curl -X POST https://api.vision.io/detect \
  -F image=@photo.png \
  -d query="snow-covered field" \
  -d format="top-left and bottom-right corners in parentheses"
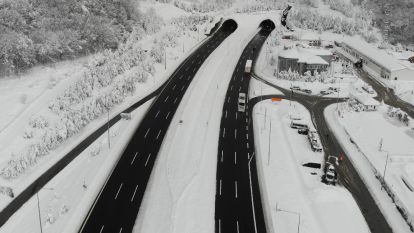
top-left (252, 98), bottom-right (370, 233)
top-left (132, 13), bottom-right (278, 233)
top-left (325, 105), bottom-right (413, 233)
top-left (0, 100), bottom-right (153, 233)
top-left (0, 4), bottom-right (215, 211)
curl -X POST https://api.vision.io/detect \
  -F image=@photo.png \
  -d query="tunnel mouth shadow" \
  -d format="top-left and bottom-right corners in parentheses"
top-left (221, 19), bottom-right (238, 33)
top-left (259, 19), bottom-right (276, 31)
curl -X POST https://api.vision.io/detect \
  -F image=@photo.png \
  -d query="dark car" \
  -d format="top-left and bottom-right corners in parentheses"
top-left (302, 89), bottom-right (312, 94)
top-left (298, 128), bottom-right (309, 135)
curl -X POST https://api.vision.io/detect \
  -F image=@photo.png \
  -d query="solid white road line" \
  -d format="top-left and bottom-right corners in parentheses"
top-left (155, 110), bottom-right (160, 118)
top-left (221, 150), bottom-right (224, 163)
top-left (115, 183), bottom-right (123, 200)
top-left (164, 96), bottom-right (169, 103)
top-left (165, 112), bottom-right (171, 119)
top-left (235, 181), bottom-right (238, 198)
top-left (156, 130), bottom-right (162, 140)
top-left (145, 153), bottom-right (152, 167)
top-left (144, 128), bottom-right (150, 138)
top-left (100, 225), bottom-right (104, 233)
top-left (131, 185), bottom-right (139, 202)
top-left (220, 179), bottom-right (222, 196)
top-left (131, 152), bottom-right (138, 165)
top-left (234, 152), bottom-right (237, 165)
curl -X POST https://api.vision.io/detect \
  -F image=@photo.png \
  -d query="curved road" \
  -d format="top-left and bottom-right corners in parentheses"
top-left (250, 74), bottom-right (393, 233)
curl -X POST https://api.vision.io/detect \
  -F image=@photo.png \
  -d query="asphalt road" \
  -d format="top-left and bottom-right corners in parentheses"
top-left (78, 20), bottom-right (238, 233)
top-left (250, 75), bottom-right (393, 233)
top-left (215, 20), bottom-right (275, 233)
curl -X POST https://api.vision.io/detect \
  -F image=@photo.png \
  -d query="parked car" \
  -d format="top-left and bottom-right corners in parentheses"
top-left (298, 128), bottom-right (309, 135)
top-left (238, 93), bottom-right (246, 112)
top-left (323, 163), bottom-right (337, 185)
top-left (308, 130), bottom-right (322, 152)
top-left (328, 87), bottom-right (340, 92)
top-left (302, 89), bottom-right (312, 94)
top-left (320, 90), bottom-right (332, 95)
top-left (290, 86), bottom-right (300, 91)
top-left (290, 120), bottom-right (309, 130)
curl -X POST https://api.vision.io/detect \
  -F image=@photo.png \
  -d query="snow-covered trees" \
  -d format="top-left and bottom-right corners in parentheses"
top-left (277, 69), bottom-right (332, 83)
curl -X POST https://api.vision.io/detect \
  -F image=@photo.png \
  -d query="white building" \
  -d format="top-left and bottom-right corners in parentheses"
top-left (351, 93), bottom-right (380, 111)
top-left (338, 38), bottom-right (414, 81)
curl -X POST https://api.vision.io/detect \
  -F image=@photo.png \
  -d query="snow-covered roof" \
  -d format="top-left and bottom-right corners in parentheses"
top-left (352, 93), bottom-right (380, 106)
top-left (278, 47), bottom-right (328, 65)
top-left (343, 38), bottom-right (407, 72)
top-left (298, 32), bottom-right (319, 41)
top-left (300, 47), bottom-right (332, 56)
top-left (392, 51), bottom-right (414, 61)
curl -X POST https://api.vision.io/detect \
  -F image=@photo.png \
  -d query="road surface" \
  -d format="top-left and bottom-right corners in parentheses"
top-left (79, 20), bottom-right (238, 233)
top-left (215, 20), bottom-right (275, 233)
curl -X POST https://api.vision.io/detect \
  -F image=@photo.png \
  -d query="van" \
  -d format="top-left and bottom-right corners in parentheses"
top-left (238, 93), bottom-right (246, 112)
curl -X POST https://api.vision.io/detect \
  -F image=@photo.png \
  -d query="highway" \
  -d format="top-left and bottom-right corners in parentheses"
top-left (250, 75), bottom-right (393, 233)
top-left (215, 20), bottom-right (275, 233)
top-left (79, 19), bottom-right (238, 233)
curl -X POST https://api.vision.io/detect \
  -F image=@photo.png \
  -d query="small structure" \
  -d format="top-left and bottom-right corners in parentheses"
top-left (351, 93), bottom-right (380, 111)
top-left (294, 32), bottom-right (321, 46)
top-left (278, 47), bottom-right (331, 75)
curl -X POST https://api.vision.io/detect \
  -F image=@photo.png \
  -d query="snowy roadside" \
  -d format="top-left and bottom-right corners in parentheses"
top-left (325, 104), bottom-right (412, 233)
top-left (0, 13), bottom-right (216, 211)
top-left (252, 98), bottom-right (370, 233)
top-left (132, 13), bottom-right (277, 233)
top-left (0, 99), bottom-right (154, 233)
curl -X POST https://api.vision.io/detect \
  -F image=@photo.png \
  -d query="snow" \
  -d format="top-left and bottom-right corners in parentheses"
top-left (132, 13), bottom-right (279, 233)
top-left (0, 99), bottom-right (154, 233)
top-left (140, 0), bottom-right (189, 21)
top-left (325, 104), bottom-right (413, 233)
top-left (351, 93), bottom-right (380, 106)
top-left (252, 98), bottom-right (370, 233)
top-left (249, 78), bottom-right (284, 98)
top-left (342, 37), bottom-right (407, 72)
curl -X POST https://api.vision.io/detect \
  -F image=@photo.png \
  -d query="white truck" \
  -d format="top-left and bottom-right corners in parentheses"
top-left (245, 60), bottom-right (252, 73)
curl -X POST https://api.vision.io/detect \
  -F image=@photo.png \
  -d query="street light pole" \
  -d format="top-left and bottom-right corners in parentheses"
top-left (36, 193), bottom-right (43, 233)
top-left (382, 152), bottom-right (390, 186)
top-left (107, 110), bottom-right (110, 149)
top-left (268, 120), bottom-right (271, 166)
top-left (164, 48), bottom-right (167, 70)
top-left (275, 204), bottom-right (301, 233)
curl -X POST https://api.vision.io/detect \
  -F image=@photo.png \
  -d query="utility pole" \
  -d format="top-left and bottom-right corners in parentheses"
top-left (275, 204), bottom-right (301, 233)
top-left (36, 187), bottom-right (54, 233)
top-left (164, 48), bottom-right (167, 70)
top-left (382, 152), bottom-right (390, 189)
top-left (268, 120), bottom-right (271, 166)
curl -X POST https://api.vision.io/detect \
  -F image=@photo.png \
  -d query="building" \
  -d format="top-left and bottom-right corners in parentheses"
top-left (338, 38), bottom-right (414, 81)
top-left (278, 47), bottom-right (332, 75)
top-left (351, 93), bottom-right (380, 111)
top-left (294, 32), bottom-right (321, 46)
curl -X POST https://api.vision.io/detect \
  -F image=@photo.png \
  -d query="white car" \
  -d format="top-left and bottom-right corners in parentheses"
top-left (238, 93), bottom-right (246, 112)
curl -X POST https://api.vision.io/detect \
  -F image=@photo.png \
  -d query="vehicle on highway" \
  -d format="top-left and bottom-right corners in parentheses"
top-left (238, 93), bottom-right (246, 112)
top-left (308, 130), bottom-right (322, 152)
top-left (245, 60), bottom-right (252, 73)
top-left (323, 163), bottom-right (337, 185)
top-left (290, 120), bottom-right (309, 129)
top-left (320, 90), bottom-right (332, 95)
top-left (362, 85), bottom-right (374, 94)
top-left (302, 89), bottom-right (312, 94)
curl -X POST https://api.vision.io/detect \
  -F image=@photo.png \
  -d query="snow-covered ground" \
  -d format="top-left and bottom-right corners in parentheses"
top-left (0, 99), bottom-right (153, 233)
top-left (252, 98), bottom-right (370, 233)
top-left (249, 78), bottom-right (284, 98)
top-left (0, 5), bottom-right (215, 210)
top-left (132, 13), bottom-right (278, 233)
top-left (325, 104), bottom-right (413, 233)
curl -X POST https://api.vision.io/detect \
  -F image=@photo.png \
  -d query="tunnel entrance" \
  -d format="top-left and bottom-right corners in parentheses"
top-left (259, 19), bottom-right (276, 32)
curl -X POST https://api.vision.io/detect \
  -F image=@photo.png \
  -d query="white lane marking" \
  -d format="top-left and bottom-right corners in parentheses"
top-left (131, 152), bottom-right (138, 165)
top-left (172, 84), bottom-right (176, 90)
top-left (131, 185), bottom-right (139, 202)
top-left (235, 181), bottom-right (238, 198)
top-left (156, 130), bottom-right (162, 140)
top-left (188, 76), bottom-right (191, 81)
top-left (179, 75), bottom-right (183, 80)
top-left (225, 110), bottom-right (227, 119)
top-left (241, 77), bottom-right (244, 82)
top-left (221, 150), bottom-right (224, 163)
top-left (145, 153), bottom-right (152, 167)
top-left (223, 128), bottom-right (226, 138)
top-left (164, 96), bottom-right (169, 103)
top-left (115, 183), bottom-right (123, 200)
top-left (174, 97), bottom-right (178, 104)
top-left (246, 134), bottom-right (249, 139)
top-left (155, 110), bottom-right (160, 118)
top-left (181, 86), bottom-right (185, 91)
top-left (237, 221), bottom-right (240, 233)
top-left (219, 219), bottom-right (222, 233)
top-left (227, 97), bottom-right (230, 103)
top-left (230, 85), bottom-right (233, 91)
top-left (165, 112), bottom-right (171, 120)
top-left (119, 228), bottom-right (123, 233)
top-left (220, 179), bottom-right (222, 196)
top-left (234, 152), bottom-right (237, 165)
top-left (247, 152), bottom-right (250, 160)
top-left (144, 128), bottom-right (150, 138)
top-left (246, 126), bottom-right (248, 130)
top-left (247, 142), bottom-right (249, 149)
top-left (235, 112), bottom-right (238, 120)
top-left (99, 225), bottom-right (104, 233)
top-left (239, 86), bottom-right (241, 91)
top-left (193, 67), bottom-right (197, 73)
top-left (246, 118), bottom-right (248, 123)
top-left (234, 129), bottom-right (237, 139)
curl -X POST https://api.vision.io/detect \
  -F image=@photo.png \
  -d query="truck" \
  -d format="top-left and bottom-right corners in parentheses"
top-left (308, 130), bottom-right (322, 152)
top-left (245, 60), bottom-right (252, 73)
top-left (238, 93), bottom-right (246, 112)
